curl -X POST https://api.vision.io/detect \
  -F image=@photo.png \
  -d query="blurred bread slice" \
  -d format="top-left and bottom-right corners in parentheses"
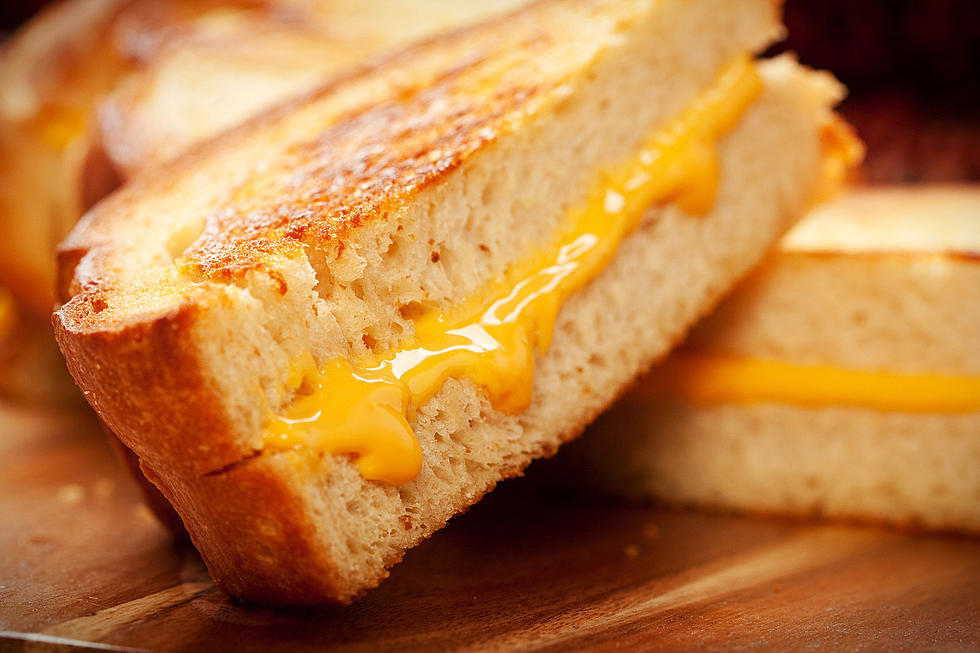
top-left (0, 286), bottom-right (77, 404)
top-left (0, 0), bottom-right (207, 317)
top-left (97, 0), bottom-right (530, 178)
top-left (558, 186), bottom-right (980, 533)
top-left (55, 0), bottom-right (848, 601)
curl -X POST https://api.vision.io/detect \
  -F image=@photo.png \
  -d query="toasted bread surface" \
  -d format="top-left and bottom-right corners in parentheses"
top-left (54, 1), bottom-right (837, 603)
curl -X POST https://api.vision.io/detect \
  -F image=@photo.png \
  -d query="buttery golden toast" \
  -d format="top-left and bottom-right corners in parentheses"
top-left (559, 186), bottom-right (980, 533)
top-left (55, 0), bottom-right (852, 603)
top-left (0, 0), bottom-right (525, 399)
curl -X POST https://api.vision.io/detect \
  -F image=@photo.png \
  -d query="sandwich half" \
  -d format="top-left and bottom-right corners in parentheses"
top-left (55, 0), bottom-right (853, 603)
top-left (560, 186), bottom-right (979, 533)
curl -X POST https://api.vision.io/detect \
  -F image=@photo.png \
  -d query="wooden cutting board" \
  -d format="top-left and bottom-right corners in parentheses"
top-left (1, 399), bottom-right (978, 652)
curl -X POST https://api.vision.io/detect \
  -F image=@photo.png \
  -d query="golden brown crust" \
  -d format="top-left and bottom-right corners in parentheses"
top-left (141, 454), bottom-right (352, 604)
top-left (176, 23), bottom-right (587, 281)
top-left (53, 301), bottom-right (247, 477)
top-left (179, 81), bottom-right (513, 282)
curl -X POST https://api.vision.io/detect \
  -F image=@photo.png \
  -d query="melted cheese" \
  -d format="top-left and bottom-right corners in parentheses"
top-left (38, 107), bottom-right (88, 151)
top-left (633, 353), bottom-right (980, 414)
top-left (265, 57), bottom-right (763, 484)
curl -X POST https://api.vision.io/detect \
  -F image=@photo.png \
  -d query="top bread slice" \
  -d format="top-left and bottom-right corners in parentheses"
top-left (684, 185), bottom-right (980, 375)
top-left (53, 0), bottom-right (842, 603)
top-left (0, 0), bottom-right (526, 319)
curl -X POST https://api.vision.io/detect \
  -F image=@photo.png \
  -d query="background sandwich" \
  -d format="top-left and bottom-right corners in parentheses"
top-left (54, 0), bottom-right (853, 603)
top-left (558, 186), bottom-right (979, 533)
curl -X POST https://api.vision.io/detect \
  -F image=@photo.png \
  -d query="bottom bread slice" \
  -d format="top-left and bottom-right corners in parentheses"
top-left (137, 59), bottom-right (843, 604)
top-left (561, 401), bottom-right (980, 534)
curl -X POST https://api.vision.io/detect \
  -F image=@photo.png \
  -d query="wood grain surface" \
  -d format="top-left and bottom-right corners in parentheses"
top-left (1, 399), bottom-right (978, 652)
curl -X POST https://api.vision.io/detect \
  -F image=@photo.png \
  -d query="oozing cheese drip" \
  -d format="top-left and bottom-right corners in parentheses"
top-left (633, 353), bottom-right (980, 414)
top-left (265, 57), bottom-right (762, 484)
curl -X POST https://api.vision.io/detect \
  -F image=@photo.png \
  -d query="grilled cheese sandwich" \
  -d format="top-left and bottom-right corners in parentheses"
top-left (560, 186), bottom-right (980, 533)
top-left (55, 0), bottom-right (849, 602)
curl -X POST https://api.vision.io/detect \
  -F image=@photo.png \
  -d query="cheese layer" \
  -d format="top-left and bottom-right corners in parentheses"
top-left (634, 352), bottom-right (980, 414)
top-left (265, 57), bottom-right (762, 484)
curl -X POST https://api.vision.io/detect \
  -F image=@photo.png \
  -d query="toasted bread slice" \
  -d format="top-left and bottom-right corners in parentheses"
top-left (55, 0), bottom-right (844, 603)
top-left (558, 186), bottom-right (980, 533)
